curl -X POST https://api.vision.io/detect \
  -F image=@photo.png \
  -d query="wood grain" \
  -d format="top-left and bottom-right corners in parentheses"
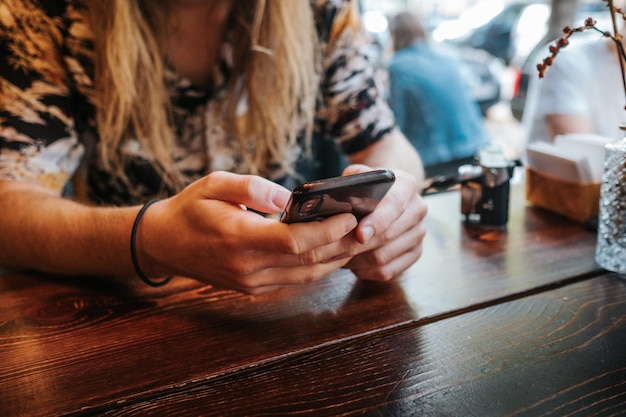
top-left (100, 274), bottom-right (626, 417)
top-left (0, 185), bottom-right (605, 416)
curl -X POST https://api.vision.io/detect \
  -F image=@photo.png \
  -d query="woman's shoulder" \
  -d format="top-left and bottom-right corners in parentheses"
top-left (311, 0), bottom-right (352, 19)
top-left (311, 0), bottom-right (357, 43)
top-left (0, 0), bottom-right (89, 39)
top-left (4, 0), bottom-right (74, 17)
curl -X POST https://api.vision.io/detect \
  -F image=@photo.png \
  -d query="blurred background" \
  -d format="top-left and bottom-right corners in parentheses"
top-left (357, 0), bottom-right (612, 163)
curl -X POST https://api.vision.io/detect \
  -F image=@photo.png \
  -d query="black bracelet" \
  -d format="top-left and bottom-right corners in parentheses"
top-left (130, 199), bottom-right (173, 287)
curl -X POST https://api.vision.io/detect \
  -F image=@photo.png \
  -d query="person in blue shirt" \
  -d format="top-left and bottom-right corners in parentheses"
top-left (387, 11), bottom-right (490, 177)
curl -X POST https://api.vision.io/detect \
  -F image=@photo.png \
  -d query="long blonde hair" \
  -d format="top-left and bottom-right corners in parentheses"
top-left (89, 0), bottom-right (319, 189)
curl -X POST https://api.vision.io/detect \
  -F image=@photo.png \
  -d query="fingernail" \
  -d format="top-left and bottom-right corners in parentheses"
top-left (272, 187), bottom-right (291, 209)
top-left (345, 216), bottom-right (358, 232)
top-left (360, 226), bottom-right (374, 243)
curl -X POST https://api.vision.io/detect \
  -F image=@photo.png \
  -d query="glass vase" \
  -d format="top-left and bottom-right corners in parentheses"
top-left (595, 134), bottom-right (626, 274)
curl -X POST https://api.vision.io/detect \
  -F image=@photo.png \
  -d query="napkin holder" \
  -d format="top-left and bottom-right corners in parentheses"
top-left (525, 168), bottom-right (600, 223)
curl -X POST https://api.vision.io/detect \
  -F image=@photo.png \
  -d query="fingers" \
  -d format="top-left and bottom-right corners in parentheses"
top-left (227, 257), bottom-right (352, 294)
top-left (232, 211), bottom-right (359, 256)
top-left (351, 249), bottom-right (422, 282)
top-left (346, 220), bottom-right (426, 281)
top-left (340, 164), bottom-right (422, 245)
top-left (195, 171), bottom-right (291, 214)
top-left (148, 192), bottom-right (359, 289)
top-left (342, 164), bottom-right (373, 176)
top-left (203, 214), bottom-right (359, 272)
top-left (335, 166), bottom-right (428, 281)
top-left (357, 169), bottom-right (425, 244)
top-left (192, 171), bottom-right (361, 255)
top-left (155, 169), bottom-right (428, 293)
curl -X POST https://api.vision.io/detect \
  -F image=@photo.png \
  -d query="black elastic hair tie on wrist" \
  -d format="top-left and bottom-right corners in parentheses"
top-left (130, 199), bottom-right (173, 287)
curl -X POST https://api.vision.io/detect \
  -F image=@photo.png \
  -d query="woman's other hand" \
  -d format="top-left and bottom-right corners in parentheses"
top-left (341, 164), bottom-right (428, 281)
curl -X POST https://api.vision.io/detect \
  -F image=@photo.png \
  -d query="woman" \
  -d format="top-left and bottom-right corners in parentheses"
top-left (0, 0), bottom-right (427, 293)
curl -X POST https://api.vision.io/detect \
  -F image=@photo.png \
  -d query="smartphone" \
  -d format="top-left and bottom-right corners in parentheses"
top-left (280, 169), bottom-right (395, 223)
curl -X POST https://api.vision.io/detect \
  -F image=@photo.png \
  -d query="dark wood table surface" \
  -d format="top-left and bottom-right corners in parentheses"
top-left (2, 183), bottom-right (624, 417)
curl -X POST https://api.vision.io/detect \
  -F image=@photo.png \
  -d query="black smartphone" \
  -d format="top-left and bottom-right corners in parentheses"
top-left (280, 169), bottom-right (395, 223)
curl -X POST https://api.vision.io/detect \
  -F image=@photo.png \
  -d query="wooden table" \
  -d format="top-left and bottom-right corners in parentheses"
top-left (2, 183), bottom-right (625, 417)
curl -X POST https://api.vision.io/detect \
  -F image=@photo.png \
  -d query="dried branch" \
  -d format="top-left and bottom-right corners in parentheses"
top-left (537, 0), bottom-right (626, 108)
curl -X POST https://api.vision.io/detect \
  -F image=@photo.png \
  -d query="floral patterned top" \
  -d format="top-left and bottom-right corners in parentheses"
top-left (0, 0), bottom-right (395, 206)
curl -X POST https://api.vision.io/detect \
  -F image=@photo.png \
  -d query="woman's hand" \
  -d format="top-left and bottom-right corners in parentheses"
top-left (137, 171), bottom-right (359, 294)
top-left (340, 164), bottom-right (428, 281)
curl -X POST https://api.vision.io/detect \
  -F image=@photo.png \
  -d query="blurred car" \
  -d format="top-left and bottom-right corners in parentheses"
top-left (433, 0), bottom-right (546, 65)
top-left (433, 0), bottom-right (608, 66)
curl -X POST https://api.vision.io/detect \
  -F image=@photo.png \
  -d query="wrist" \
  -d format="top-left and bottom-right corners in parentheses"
top-left (130, 199), bottom-right (173, 287)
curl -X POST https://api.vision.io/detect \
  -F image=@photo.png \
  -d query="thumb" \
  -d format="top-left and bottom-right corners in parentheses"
top-left (342, 164), bottom-right (375, 176)
top-left (198, 171), bottom-right (291, 214)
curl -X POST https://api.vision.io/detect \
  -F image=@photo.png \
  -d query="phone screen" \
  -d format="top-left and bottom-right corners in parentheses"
top-left (280, 169), bottom-right (395, 223)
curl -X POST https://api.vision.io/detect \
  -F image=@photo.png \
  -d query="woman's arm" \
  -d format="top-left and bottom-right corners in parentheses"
top-left (339, 129), bottom-right (428, 282)
top-left (544, 113), bottom-right (595, 140)
top-left (0, 174), bottom-right (364, 293)
top-left (0, 180), bottom-right (137, 277)
top-left (348, 128), bottom-right (425, 186)
top-left (310, 0), bottom-right (428, 281)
